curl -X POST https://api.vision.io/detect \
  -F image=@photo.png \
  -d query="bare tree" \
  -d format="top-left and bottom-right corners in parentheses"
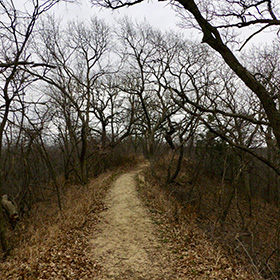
top-left (116, 19), bottom-right (183, 162)
top-left (91, 0), bottom-right (280, 170)
top-left (33, 16), bottom-right (111, 184)
top-left (90, 76), bottom-right (135, 148)
top-left (0, 0), bottom-right (63, 253)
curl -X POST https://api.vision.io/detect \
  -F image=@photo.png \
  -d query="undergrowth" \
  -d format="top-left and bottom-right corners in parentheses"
top-left (137, 160), bottom-right (259, 279)
top-left (0, 155), bottom-right (140, 280)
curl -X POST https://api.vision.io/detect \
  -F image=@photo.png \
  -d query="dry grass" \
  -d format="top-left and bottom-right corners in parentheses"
top-left (140, 154), bottom-right (280, 279)
top-left (137, 165), bottom-right (258, 279)
top-left (1, 153), bottom-right (272, 279)
top-left (0, 172), bottom-right (112, 279)
top-left (0, 155), bottom-right (141, 280)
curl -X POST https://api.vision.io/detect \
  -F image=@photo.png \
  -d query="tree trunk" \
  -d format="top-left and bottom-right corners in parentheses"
top-left (0, 102), bottom-right (10, 252)
top-left (167, 144), bottom-right (184, 184)
top-left (37, 135), bottom-right (62, 211)
top-left (80, 125), bottom-right (88, 185)
top-left (0, 174), bottom-right (7, 252)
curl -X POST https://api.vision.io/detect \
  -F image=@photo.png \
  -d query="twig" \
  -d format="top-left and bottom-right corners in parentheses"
top-left (235, 235), bottom-right (262, 279)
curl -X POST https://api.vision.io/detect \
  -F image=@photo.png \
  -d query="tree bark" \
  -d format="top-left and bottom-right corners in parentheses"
top-left (0, 100), bottom-right (11, 252)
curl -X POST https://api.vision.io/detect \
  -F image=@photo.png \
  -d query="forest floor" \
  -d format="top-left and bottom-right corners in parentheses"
top-left (1, 159), bottom-right (257, 279)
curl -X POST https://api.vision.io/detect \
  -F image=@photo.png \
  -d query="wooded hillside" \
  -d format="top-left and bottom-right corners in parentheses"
top-left (1, 1), bottom-right (280, 278)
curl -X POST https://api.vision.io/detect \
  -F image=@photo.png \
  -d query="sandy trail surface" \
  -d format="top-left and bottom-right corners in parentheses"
top-left (90, 165), bottom-right (175, 279)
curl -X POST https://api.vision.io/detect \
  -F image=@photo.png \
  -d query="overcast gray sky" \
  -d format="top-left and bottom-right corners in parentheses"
top-left (53, 0), bottom-right (198, 35)
top-left (51, 0), bottom-right (274, 48)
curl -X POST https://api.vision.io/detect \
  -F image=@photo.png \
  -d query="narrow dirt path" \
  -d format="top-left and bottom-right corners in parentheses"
top-left (89, 165), bottom-right (176, 279)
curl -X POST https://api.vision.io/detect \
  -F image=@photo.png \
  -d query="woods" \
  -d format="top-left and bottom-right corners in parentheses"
top-left (1, 0), bottom-right (280, 278)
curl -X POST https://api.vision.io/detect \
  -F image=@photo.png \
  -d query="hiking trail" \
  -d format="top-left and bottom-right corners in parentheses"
top-left (89, 164), bottom-right (176, 279)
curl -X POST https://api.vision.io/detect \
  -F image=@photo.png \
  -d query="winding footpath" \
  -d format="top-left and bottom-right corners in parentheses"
top-left (90, 165), bottom-right (176, 279)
